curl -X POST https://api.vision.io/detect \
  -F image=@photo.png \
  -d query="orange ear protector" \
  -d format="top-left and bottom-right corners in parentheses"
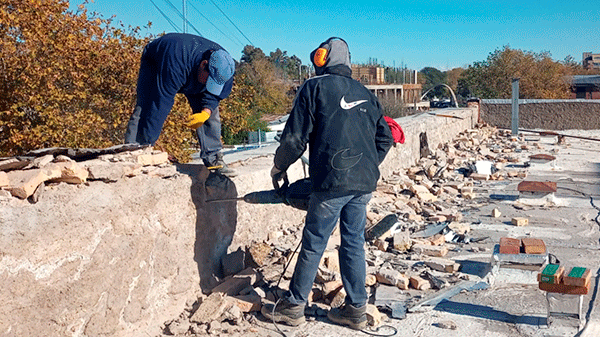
top-left (311, 37), bottom-right (347, 68)
top-left (313, 48), bottom-right (328, 67)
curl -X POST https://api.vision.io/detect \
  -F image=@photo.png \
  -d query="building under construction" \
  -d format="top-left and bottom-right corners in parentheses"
top-left (351, 64), bottom-right (424, 108)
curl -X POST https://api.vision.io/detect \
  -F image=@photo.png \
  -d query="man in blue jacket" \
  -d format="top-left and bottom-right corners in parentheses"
top-left (125, 33), bottom-right (236, 176)
top-left (261, 37), bottom-right (393, 329)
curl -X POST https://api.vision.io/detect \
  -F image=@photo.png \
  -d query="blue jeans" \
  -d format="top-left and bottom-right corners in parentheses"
top-left (286, 191), bottom-right (372, 307)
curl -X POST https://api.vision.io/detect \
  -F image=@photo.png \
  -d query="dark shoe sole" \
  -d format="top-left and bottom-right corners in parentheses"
top-left (261, 305), bottom-right (305, 327)
top-left (327, 310), bottom-right (367, 330)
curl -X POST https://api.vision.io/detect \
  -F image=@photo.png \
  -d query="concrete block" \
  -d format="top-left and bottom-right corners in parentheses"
top-left (190, 293), bottom-right (231, 324)
top-left (411, 244), bottom-right (448, 257)
top-left (376, 268), bottom-right (409, 290)
top-left (521, 238), bottom-right (546, 254)
top-left (392, 231), bottom-right (411, 251)
top-left (511, 217), bottom-right (529, 227)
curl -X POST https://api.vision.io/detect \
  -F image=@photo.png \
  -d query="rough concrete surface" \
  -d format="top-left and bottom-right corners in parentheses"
top-left (2, 106), bottom-right (600, 337)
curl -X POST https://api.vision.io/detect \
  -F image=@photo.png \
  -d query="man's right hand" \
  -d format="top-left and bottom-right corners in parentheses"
top-left (185, 108), bottom-right (211, 129)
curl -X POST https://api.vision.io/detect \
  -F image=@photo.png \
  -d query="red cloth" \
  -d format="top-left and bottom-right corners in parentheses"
top-left (384, 116), bottom-right (405, 144)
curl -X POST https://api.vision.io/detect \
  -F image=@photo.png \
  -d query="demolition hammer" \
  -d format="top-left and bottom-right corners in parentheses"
top-left (206, 176), bottom-right (312, 211)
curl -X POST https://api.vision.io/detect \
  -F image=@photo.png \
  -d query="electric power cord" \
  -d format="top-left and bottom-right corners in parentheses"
top-left (269, 240), bottom-right (398, 336)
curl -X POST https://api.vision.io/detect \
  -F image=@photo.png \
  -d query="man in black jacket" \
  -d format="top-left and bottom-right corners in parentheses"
top-left (261, 37), bottom-right (394, 329)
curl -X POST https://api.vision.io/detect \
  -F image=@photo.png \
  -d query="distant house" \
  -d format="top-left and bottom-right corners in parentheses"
top-left (583, 52), bottom-right (600, 70)
top-left (570, 75), bottom-right (600, 99)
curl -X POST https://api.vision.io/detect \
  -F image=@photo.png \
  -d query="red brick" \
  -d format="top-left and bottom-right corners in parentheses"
top-left (521, 238), bottom-right (546, 254)
top-left (539, 279), bottom-right (590, 295)
top-left (499, 237), bottom-right (521, 254)
top-left (517, 181), bottom-right (557, 193)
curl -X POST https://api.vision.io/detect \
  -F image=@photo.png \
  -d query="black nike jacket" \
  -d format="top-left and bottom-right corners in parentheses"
top-left (274, 64), bottom-right (394, 193)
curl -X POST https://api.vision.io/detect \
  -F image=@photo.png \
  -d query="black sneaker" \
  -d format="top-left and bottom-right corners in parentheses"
top-left (327, 303), bottom-right (367, 330)
top-left (261, 299), bottom-right (305, 327)
top-left (204, 153), bottom-right (237, 177)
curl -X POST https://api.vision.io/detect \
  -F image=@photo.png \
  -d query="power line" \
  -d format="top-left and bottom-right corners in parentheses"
top-left (188, 1), bottom-right (244, 47)
top-left (208, 0), bottom-right (254, 46)
top-left (162, 0), bottom-right (203, 36)
top-left (149, 0), bottom-right (180, 32)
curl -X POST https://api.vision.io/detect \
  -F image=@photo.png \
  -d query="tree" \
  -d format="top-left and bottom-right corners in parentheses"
top-left (419, 67), bottom-right (446, 98)
top-left (457, 46), bottom-right (571, 99)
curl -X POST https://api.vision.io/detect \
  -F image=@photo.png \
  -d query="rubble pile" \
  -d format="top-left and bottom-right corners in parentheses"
top-left (159, 124), bottom-right (546, 336)
top-left (0, 145), bottom-right (177, 202)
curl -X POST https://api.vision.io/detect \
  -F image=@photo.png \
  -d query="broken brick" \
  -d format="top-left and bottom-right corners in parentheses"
top-left (409, 275), bottom-right (431, 290)
top-left (517, 181), bottom-right (557, 193)
top-left (511, 217), bottom-right (529, 227)
top-left (229, 294), bottom-right (262, 312)
top-left (50, 161), bottom-right (89, 184)
top-left (411, 244), bottom-right (448, 257)
top-left (7, 166), bottom-right (61, 199)
top-left (137, 151), bottom-right (169, 166)
top-left (428, 234), bottom-right (445, 246)
top-left (424, 258), bottom-right (460, 273)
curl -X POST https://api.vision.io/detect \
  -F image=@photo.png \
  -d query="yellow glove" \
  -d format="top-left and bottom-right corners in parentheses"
top-left (185, 109), bottom-right (211, 129)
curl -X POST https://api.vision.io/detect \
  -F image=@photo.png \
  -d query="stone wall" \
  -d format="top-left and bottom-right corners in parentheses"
top-left (480, 99), bottom-right (600, 130)
top-left (0, 107), bottom-right (477, 336)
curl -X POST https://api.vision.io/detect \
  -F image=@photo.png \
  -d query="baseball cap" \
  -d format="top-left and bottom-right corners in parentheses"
top-left (206, 49), bottom-right (235, 96)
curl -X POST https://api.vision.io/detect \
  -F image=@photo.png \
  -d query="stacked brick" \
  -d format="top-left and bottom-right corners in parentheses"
top-left (538, 265), bottom-right (592, 295)
top-left (0, 147), bottom-right (173, 201)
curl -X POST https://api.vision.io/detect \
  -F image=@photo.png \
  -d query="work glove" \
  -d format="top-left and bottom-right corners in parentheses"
top-left (185, 108), bottom-right (211, 129)
top-left (270, 165), bottom-right (287, 190)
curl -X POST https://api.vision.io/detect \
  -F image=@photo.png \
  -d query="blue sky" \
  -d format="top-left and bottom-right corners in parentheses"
top-left (70, 0), bottom-right (600, 71)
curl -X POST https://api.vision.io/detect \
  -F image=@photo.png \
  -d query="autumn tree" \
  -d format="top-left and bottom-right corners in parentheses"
top-left (0, 0), bottom-right (200, 160)
top-left (457, 46), bottom-right (571, 99)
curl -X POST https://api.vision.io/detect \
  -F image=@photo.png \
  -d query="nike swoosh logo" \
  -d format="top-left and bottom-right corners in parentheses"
top-left (340, 96), bottom-right (368, 110)
top-left (331, 148), bottom-right (363, 171)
